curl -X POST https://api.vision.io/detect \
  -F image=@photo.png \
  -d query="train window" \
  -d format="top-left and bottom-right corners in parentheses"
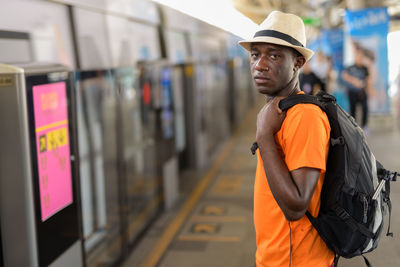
top-left (0, 30), bottom-right (32, 63)
top-left (0, 1), bottom-right (75, 67)
top-left (165, 30), bottom-right (188, 64)
top-left (74, 8), bottom-right (112, 70)
top-left (58, 0), bottom-right (159, 24)
top-left (107, 17), bottom-right (162, 65)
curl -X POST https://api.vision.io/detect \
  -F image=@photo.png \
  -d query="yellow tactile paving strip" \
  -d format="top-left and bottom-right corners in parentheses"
top-left (140, 102), bottom-right (260, 267)
top-left (127, 99), bottom-right (400, 267)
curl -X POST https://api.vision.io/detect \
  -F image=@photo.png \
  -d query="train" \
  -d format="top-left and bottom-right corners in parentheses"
top-left (0, 0), bottom-right (255, 266)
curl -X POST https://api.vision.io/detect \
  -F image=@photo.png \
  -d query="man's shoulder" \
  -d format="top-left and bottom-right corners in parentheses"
top-left (287, 102), bottom-right (326, 117)
top-left (284, 103), bottom-right (330, 130)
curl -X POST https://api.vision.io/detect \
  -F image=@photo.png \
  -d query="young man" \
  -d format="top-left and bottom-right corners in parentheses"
top-left (239, 11), bottom-right (335, 266)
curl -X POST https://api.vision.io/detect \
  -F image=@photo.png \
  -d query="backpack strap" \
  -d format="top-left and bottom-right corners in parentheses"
top-left (250, 93), bottom-right (330, 155)
top-left (334, 206), bottom-right (375, 239)
top-left (260, 93), bottom-right (330, 156)
top-left (384, 180), bottom-right (393, 237)
top-left (333, 255), bottom-right (340, 267)
top-left (306, 207), bottom-right (375, 239)
top-left (380, 170), bottom-right (399, 237)
top-left (250, 142), bottom-right (258, 155)
top-left (383, 173), bottom-right (395, 237)
top-left (335, 254), bottom-right (371, 267)
top-left (362, 255), bottom-right (372, 267)
top-left (278, 94), bottom-right (327, 112)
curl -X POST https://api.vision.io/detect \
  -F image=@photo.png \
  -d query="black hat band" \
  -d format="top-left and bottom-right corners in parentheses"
top-left (253, 30), bottom-right (304, 48)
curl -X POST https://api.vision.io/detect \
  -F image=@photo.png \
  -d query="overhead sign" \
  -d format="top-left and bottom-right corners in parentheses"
top-left (33, 81), bottom-right (73, 221)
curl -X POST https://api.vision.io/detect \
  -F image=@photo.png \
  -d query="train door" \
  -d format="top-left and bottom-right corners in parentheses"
top-left (114, 66), bottom-right (161, 244)
top-left (181, 63), bottom-right (200, 169)
top-left (74, 69), bottom-right (124, 266)
top-left (145, 63), bottom-right (179, 209)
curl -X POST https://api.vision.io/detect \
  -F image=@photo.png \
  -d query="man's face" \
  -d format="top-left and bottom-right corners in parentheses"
top-left (354, 49), bottom-right (364, 66)
top-left (250, 43), bottom-right (298, 96)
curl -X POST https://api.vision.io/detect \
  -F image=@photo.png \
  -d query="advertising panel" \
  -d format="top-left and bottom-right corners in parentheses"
top-left (321, 28), bottom-right (344, 75)
top-left (33, 81), bottom-right (73, 221)
top-left (344, 7), bottom-right (390, 113)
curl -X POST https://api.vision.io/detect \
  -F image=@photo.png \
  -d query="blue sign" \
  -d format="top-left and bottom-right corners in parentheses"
top-left (321, 28), bottom-right (344, 75)
top-left (344, 7), bottom-right (390, 113)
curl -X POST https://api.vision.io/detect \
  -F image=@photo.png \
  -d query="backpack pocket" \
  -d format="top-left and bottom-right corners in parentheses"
top-left (310, 191), bottom-right (377, 257)
top-left (336, 191), bottom-right (376, 256)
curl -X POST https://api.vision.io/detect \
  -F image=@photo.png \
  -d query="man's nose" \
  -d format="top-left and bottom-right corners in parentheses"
top-left (254, 56), bottom-right (269, 71)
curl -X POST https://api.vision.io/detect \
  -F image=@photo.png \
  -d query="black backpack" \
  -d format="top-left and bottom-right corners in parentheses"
top-left (251, 91), bottom-right (398, 266)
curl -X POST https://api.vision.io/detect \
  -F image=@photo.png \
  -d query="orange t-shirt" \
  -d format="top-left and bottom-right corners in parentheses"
top-left (254, 96), bottom-right (334, 267)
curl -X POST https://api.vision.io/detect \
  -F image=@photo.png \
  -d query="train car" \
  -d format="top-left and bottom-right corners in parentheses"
top-left (0, 0), bottom-right (254, 266)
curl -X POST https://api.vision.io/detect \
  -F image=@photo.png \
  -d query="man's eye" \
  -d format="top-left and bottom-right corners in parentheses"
top-left (251, 52), bottom-right (259, 58)
top-left (271, 54), bottom-right (280, 59)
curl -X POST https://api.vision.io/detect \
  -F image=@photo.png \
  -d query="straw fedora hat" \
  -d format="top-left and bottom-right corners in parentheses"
top-left (239, 11), bottom-right (314, 62)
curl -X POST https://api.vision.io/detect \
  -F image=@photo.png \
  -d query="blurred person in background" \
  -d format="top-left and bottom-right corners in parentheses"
top-left (325, 56), bottom-right (338, 94)
top-left (361, 47), bottom-right (376, 97)
top-left (310, 50), bottom-right (330, 92)
top-left (299, 61), bottom-right (323, 95)
top-left (239, 11), bottom-right (334, 267)
top-left (341, 41), bottom-right (372, 131)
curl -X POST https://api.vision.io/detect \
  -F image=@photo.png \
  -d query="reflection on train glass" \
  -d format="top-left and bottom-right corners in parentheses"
top-left (75, 67), bottom-right (165, 266)
top-left (161, 68), bottom-right (175, 140)
top-left (75, 70), bottom-right (123, 265)
top-left (0, 1), bottom-right (255, 266)
top-left (171, 66), bottom-right (186, 153)
top-left (114, 66), bottom-right (161, 245)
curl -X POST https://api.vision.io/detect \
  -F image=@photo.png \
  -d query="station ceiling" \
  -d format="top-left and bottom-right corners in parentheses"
top-left (232, 0), bottom-right (400, 29)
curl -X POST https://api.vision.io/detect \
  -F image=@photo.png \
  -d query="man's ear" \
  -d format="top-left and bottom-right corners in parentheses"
top-left (294, 56), bottom-right (306, 72)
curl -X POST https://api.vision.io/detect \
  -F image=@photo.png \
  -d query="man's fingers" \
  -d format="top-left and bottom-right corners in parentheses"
top-left (273, 97), bottom-right (285, 114)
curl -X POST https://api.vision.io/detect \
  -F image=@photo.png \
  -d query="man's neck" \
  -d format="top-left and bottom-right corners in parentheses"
top-left (265, 81), bottom-right (300, 103)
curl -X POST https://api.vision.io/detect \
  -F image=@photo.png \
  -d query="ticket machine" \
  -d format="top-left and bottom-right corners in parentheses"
top-left (0, 63), bottom-right (83, 267)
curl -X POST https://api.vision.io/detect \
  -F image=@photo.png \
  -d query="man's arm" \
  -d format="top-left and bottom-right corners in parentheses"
top-left (256, 98), bottom-right (322, 221)
top-left (257, 134), bottom-right (321, 221)
top-left (365, 67), bottom-right (374, 96)
top-left (342, 70), bottom-right (363, 89)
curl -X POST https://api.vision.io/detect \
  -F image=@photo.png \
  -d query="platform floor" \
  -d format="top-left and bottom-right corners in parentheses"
top-left (121, 100), bottom-right (400, 267)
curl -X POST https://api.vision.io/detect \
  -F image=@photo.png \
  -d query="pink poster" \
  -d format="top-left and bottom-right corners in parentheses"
top-left (33, 81), bottom-right (73, 221)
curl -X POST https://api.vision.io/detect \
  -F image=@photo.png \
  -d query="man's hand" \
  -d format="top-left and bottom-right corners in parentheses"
top-left (256, 99), bottom-right (325, 221)
top-left (256, 97), bottom-right (286, 142)
top-left (342, 71), bottom-right (364, 89)
top-left (350, 76), bottom-right (364, 89)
